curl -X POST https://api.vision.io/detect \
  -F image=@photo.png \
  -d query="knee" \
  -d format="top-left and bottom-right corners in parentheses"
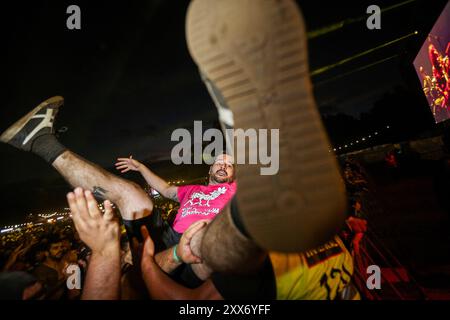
top-left (115, 181), bottom-right (153, 217)
top-left (117, 180), bottom-right (148, 201)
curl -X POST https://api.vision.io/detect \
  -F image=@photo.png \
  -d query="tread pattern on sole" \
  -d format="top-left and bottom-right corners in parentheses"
top-left (186, 0), bottom-right (346, 251)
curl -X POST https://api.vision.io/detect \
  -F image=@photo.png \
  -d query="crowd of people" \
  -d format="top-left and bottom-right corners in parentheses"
top-left (0, 194), bottom-right (184, 300)
top-left (1, 219), bottom-right (85, 299)
top-left (0, 156), bottom-right (372, 300)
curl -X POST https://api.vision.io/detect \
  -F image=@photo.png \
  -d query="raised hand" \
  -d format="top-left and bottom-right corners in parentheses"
top-left (67, 188), bottom-right (121, 300)
top-left (67, 187), bottom-right (120, 255)
top-left (137, 225), bottom-right (156, 275)
top-left (176, 220), bottom-right (209, 264)
top-left (115, 155), bottom-right (141, 173)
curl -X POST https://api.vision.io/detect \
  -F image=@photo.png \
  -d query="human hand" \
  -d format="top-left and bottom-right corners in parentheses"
top-left (115, 155), bottom-right (141, 173)
top-left (67, 188), bottom-right (120, 255)
top-left (138, 225), bottom-right (155, 271)
top-left (176, 220), bottom-right (209, 264)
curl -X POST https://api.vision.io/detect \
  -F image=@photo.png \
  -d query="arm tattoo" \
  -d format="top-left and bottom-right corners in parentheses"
top-left (92, 186), bottom-right (109, 201)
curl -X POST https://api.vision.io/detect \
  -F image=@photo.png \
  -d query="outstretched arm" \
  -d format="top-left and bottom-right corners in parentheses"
top-left (115, 156), bottom-right (179, 201)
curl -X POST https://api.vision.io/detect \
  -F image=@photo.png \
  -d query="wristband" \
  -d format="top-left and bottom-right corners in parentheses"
top-left (172, 244), bottom-right (182, 263)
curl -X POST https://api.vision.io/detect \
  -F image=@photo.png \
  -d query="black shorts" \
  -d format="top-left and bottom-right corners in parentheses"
top-left (122, 208), bottom-right (182, 253)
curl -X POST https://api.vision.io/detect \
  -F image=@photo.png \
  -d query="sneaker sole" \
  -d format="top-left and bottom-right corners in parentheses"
top-left (186, 0), bottom-right (346, 251)
top-left (0, 96), bottom-right (64, 144)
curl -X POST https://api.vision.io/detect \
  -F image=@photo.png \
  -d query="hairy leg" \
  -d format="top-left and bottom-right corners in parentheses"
top-left (199, 206), bottom-right (266, 275)
top-left (53, 151), bottom-right (153, 220)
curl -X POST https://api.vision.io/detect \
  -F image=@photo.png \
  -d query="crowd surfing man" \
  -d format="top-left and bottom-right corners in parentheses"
top-left (114, 153), bottom-right (236, 252)
top-left (0, 94), bottom-right (236, 267)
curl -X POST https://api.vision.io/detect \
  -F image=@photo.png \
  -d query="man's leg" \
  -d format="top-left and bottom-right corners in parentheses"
top-left (193, 203), bottom-right (266, 275)
top-left (53, 151), bottom-right (152, 220)
top-left (186, 0), bottom-right (347, 253)
top-left (0, 96), bottom-right (152, 221)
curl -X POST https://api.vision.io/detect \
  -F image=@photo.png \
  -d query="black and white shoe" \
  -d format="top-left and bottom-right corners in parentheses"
top-left (0, 96), bottom-right (63, 151)
top-left (187, 0), bottom-right (346, 252)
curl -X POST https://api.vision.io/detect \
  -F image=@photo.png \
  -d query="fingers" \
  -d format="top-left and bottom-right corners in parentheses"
top-left (140, 226), bottom-right (155, 257)
top-left (67, 191), bottom-right (87, 230)
top-left (85, 190), bottom-right (102, 219)
top-left (183, 220), bottom-right (208, 242)
top-left (103, 200), bottom-right (114, 221)
top-left (115, 165), bottom-right (131, 173)
top-left (115, 162), bottom-right (131, 173)
top-left (131, 237), bottom-right (140, 253)
top-left (140, 225), bottom-right (149, 240)
top-left (115, 166), bottom-right (130, 173)
top-left (74, 187), bottom-right (91, 222)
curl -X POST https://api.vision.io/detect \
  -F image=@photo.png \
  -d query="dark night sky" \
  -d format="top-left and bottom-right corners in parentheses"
top-left (0, 0), bottom-right (448, 224)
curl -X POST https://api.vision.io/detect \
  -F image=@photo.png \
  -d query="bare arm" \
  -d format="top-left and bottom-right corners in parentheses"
top-left (82, 248), bottom-right (121, 300)
top-left (139, 225), bottom-right (221, 300)
top-left (143, 256), bottom-right (221, 300)
top-left (115, 156), bottom-right (179, 201)
top-left (138, 165), bottom-right (179, 201)
top-left (154, 247), bottom-right (182, 273)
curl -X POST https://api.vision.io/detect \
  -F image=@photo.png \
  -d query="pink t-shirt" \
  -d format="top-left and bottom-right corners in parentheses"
top-left (172, 182), bottom-right (237, 233)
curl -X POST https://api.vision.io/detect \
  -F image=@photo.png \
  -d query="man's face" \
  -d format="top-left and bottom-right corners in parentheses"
top-left (209, 154), bottom-right (234, 184)
top-left (61, 239), bottom-right (71, 253)
top-left (48, 242), bottom-right (63, 260)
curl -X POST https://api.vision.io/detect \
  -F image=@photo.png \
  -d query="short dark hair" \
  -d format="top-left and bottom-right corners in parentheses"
top-left (43, 235), bottom-right (62, 252)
